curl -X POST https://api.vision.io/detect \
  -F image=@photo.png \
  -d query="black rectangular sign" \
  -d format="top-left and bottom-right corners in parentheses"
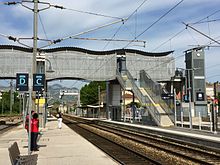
top-left (16, 73), bottom-right (29, 91)
top-left (33, 74), bottom-right (45, 91)
top-left (196, 92), bottom-right (204, 101)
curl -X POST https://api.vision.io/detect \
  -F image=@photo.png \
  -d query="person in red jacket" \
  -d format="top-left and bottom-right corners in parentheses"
top-left (25, 110), bottom-right (35, 132)
top-left (31, 113), bottom-right (39, 151)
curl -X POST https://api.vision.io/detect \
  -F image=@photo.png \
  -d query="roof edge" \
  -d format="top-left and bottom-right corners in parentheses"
top-left (0, 45), bottom-right (174, 57)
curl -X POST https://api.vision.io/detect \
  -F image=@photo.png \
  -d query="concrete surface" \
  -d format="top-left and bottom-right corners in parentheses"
top-left (0, 117), bottom-right (119, 165)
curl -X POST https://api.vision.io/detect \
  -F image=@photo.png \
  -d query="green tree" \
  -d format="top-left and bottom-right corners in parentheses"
top-left (80, 81), bottom-right (106, 106)
top-left (0, 91), bottom-right (21, 115)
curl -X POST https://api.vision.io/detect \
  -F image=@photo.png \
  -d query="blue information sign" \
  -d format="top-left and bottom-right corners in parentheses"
top-left (33, 74), bottom-right (45, 91)
top-left (16, 73), bottom-right (29, 91)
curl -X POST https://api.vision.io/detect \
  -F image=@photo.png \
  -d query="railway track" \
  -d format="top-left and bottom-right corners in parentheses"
top-left (0, 121), bottom-right (22, 134)
top-left (63, 117), bottom-right (160, 165)
top-left (0, 115), bottom-right (23, 134)
top-left (63, 115), bottom-right (220, 164)
top-left (94, 122), bottom-right (220, 165)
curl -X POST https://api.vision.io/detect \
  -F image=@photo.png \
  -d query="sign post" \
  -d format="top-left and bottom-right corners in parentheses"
top-left (33, 74), bottom-right (45, 127)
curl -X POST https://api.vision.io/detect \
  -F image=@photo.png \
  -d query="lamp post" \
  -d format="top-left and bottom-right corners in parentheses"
top-left (44, 58), bottom-right (54, 127)
top-left (45, 58), bottom-right (55, 73)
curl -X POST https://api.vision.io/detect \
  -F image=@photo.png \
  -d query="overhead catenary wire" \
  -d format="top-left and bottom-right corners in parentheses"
top-left (71, 37), bottom-right (145, 45)
top-left (39, 14), bottom-right (49, 43)
top-left (2, 0), bottom-right (220, 82)
top-left (2, 0), bottom-right (129, 49)
top-left (151, 8), bottom-right (220, 52)
top-left (90, 0), bottom-right (184, 79)
top-left (103, 0), bottom-right (149, 50)
top-left (149, 37), bottom-right (220, 76)
top-left (123, 0), bottom-right (184, 49)
top-left (184, 23), bottom-right (220, 45)
top-left (152, 28), bottom-right (186, 51)
top-left (40, 18), bottom-right (127, 49)
top-left (0, 33), bottom-right (9, 38)
top-left (120, 0), bottom-right (184, 75)
top-left (64, 7), bottom-right (123, 20)
top-left (191, 9), bottom-right (220, 25)
top-left (49, 4), bottom-right (123, 20)
top-left (190, 18), bottom-right (220, 25)
top-left (1, 0), bottom-right (132, 90)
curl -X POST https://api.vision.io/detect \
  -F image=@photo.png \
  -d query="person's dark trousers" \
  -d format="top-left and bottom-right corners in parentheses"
top-left (31, 132), bottom-right (38, 151)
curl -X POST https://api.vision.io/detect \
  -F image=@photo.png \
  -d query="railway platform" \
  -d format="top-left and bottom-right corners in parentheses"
top-left (0, 116), bottom-right (118, 165)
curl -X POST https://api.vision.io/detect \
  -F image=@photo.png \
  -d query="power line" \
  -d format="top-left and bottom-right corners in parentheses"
top-left (39, 14), bottom-right (49, 42)
top-left (1, 0), bottom-right (218, 82)
top-left (49, 3), bottom-right (123, 20)
top-left (65, 8), bottom-right (123, 20)
top-left (81, 0), bottom-right (150, 81)
top-left (150, 8), bottom-right (220, 53)
top-left (152, 18), bottom-right (219, 52)
top-left (191, 18), bottom-right (220, 25)
top-left (192, 9), bottom-right (220, 25)
top-left (2, 1), bottom-right (129, 49)
top-left (0, 33), bottom-right (9, 38)
top-left (117, 0), bottom-right (184, 72)
top-left (184, 23), bottom-right (220, 45)
top-left (71, 37), bottom-right (146, 45)
top-left (40, 18), bottom-right (127, 49)
top-left (103, 0), bottom-right (149, 50)
top-left (152, 28), bottom-right (186, 51)
top-left (123, 0), bottom-right (184, 48)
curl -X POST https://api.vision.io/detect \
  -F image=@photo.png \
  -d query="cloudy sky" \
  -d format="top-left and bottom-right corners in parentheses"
top-left (0, 0), bottom-right (220, 87)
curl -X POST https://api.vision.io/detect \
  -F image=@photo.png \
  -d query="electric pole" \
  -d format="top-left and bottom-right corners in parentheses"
top-left (28, 0), bottom-right (38, 155)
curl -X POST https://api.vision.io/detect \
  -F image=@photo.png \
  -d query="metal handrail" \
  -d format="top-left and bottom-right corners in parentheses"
top-left (116, 69), bottom-right (161, 124)
top-left (140, 70), bottom-right (174, 123)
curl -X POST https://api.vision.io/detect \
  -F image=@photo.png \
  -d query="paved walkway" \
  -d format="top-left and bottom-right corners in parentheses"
top-left (0, 117), bottom-right (118, 165)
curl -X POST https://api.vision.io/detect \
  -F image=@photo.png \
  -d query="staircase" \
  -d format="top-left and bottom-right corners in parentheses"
top-left (116, 69), bottom-right (174, 127)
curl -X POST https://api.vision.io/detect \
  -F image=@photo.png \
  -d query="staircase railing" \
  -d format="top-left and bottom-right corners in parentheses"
top-left (116, 69), bottom-right (161, 125)
top-left (140, 70), bottom-right (174, 123)
top-left (116, 69), bottom-right (126, 90)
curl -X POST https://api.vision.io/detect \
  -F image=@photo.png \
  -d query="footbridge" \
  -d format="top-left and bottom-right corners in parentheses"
top-left (0, 45), bottom-right (175, 127)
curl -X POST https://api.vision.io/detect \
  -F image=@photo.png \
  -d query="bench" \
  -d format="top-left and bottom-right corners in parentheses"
top-left (8, 142), bottom-right (38, 165)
